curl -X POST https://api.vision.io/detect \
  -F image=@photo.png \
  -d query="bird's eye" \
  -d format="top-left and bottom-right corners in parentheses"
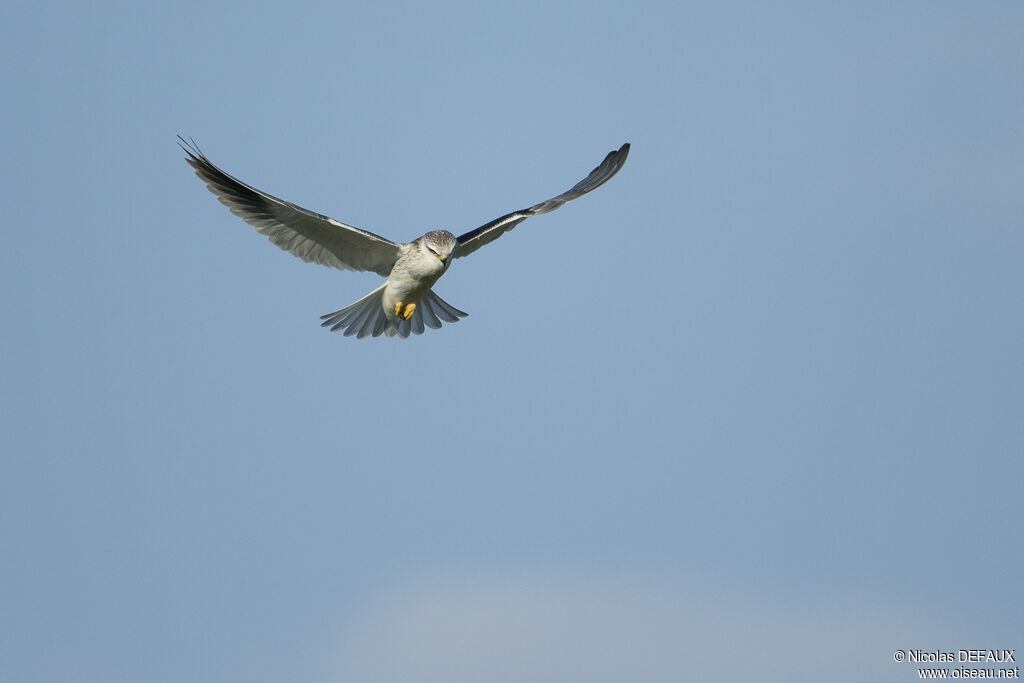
top-left (428, 247), bottom-right (439, 256)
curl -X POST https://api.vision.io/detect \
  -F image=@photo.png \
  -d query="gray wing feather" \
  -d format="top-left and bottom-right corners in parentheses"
top-left (180, 136), bottom-right (400, 276)
top-left (452, 142), bottom-right (629, 259)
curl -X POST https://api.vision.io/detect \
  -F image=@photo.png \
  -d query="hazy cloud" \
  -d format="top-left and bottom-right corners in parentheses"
top-left (319, 568), bottom-right (956, 683)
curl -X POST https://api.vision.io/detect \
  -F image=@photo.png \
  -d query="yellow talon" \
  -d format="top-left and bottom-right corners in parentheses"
top-left (392, 301), bottom-right (417, 319)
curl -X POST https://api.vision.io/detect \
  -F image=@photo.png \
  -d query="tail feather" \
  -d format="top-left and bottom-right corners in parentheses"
top-left (320, 286), bottom-right (468, 339)
top-left (319, 284), bottom-right (384, 338)
top-left (346, 295), bottom-right (380, 337)
top-left (420, 301), bottom-right (442, 329)
top-left (429, 293), bottom-right (467, 323)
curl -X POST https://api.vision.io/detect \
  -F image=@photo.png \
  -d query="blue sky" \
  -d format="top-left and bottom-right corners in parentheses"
top-left (2, 2), bottom-right (1022, 681)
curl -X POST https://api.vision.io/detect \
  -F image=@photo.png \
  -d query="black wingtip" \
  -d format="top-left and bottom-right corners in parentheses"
top-left (598, 142), bottom-right (629, 176)
top-left (177, 134), bottom-right (203, 160)
top-left (599, 142), bottom-right (630, 172)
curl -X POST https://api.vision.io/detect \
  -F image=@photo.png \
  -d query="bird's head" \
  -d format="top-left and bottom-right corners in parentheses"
top-left (420, 229), bottom-right (457, 267)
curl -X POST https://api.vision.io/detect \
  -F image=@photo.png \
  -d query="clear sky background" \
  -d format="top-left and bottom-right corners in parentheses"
top-left (2, 2), bottom-right (1022, 682)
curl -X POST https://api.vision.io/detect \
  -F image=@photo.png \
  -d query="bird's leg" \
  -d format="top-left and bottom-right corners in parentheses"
top-left (393, 301), bottom-right (417, 320)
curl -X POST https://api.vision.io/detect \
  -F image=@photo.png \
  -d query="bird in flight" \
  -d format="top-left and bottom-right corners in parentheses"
top-left (180, 136), bottom-right (629, 338)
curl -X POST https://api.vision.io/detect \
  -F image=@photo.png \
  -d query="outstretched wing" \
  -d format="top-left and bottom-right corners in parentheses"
top-left (180, 136), bottom-right (401, 276)
top-left (452, 142), bottom-right (630, 259)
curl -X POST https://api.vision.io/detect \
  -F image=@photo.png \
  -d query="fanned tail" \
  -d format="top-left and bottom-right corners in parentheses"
top-left (320, 287), bottom-right (468, 339)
